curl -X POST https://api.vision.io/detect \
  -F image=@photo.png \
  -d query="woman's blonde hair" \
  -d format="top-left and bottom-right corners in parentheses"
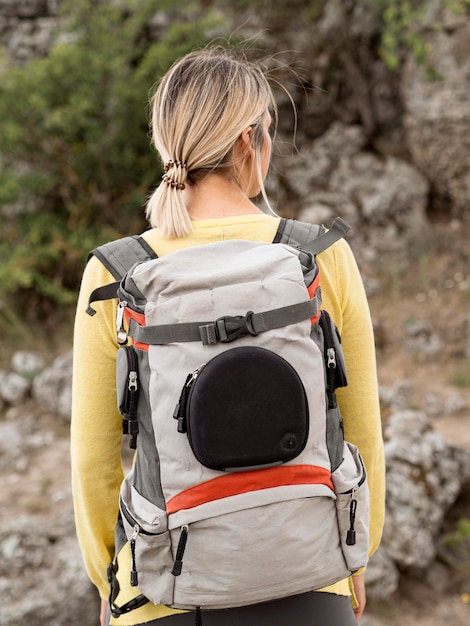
top-left (146, 47), bottom-right (277, 238)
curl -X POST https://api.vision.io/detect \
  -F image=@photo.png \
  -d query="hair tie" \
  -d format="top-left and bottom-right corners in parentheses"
top-left (162, 173), bottom-right (186, 190)
top-left (164, 159), bottom-right (187, 172)
top-left (162, 159), bottom-right (188, 190)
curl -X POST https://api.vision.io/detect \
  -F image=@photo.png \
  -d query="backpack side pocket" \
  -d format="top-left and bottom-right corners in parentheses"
top-left (331, 442), bottom-right (369, 572)
top-left (116, 345), bottom-right (140, 448)
top-left (119, 479), bottom-right (175, 607)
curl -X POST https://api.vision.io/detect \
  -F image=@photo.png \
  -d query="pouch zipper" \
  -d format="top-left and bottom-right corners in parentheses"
top-left (171, 525), bottom-right (189, 576)
top-left (346, 491), bottom-right (358, 546)
top-left (319, 310), bottom-right (339, 408)
top-left (120, 502), bottom-right (190, 584)
top-left (173, 365), bottom-right (204, 433)
top-left (121, 345), bottom-right (139, 448)
top-left (319, 310), bottom-right (347, 409)
top-left (120, 498), bottom-right (159, 587)
top-left (341, 456), bottom-right (367, 547)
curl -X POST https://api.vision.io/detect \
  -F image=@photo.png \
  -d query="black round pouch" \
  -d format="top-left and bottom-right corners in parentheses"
top-left (184, 346), bottom-right (309, 471)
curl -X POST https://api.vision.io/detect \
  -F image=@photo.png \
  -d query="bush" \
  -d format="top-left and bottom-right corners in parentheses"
top-left (0, 0), bottom-right (221, 319)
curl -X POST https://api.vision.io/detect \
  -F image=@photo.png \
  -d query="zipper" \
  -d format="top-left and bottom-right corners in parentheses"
top-left (129, 370), bottom-right (138, 391)
top-left (120, 499), bottom-right (159, 587)
top-left (122, 346), bottom-right (139, 448)
top-left (327, 347), bottom-right (336, 368)
top-left (173, 365), bottom-right (204, 433)
top-left (319, 311), bottom-right (338, 408)
top-left (341, 456), bottom-right (367, 547)
top-left (122, 503), bottom-right (190, 582)
top-left (346, 490), bottom-right (358, 546)
top-left (130, 525), bottom-right (140, 586)
top-left (171, 525), bottom-right (189, 576)
top-left (319, 310), bottom-right (348, 405)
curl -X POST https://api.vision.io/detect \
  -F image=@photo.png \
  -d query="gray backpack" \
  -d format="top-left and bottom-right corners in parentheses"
top-left (87, 218), bottom-right (369, 618)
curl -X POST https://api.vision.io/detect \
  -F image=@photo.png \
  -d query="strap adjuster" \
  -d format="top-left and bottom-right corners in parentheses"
top-left (199, 311), bottom-right (258, 345)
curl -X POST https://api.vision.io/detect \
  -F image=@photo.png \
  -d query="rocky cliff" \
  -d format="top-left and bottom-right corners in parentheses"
top-left (1, 1), bottom-right (469, 625)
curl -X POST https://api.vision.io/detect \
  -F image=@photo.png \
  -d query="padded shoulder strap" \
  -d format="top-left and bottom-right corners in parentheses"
top-left (86, 235), bottom-right (157, 316)
top-left (89, 235), bottom-right (157, 280)
top-left (274, 217), bottom-right (350, 255)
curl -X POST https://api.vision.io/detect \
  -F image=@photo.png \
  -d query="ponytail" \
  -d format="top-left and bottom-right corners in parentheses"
top-left (146, 47), bottom-right (276, 238)
top-left (146, 160), bottom-right (191, 238)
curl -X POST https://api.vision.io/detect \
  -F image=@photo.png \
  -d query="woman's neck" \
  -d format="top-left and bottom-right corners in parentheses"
top-left (183, 174), bottom-right (263, 220)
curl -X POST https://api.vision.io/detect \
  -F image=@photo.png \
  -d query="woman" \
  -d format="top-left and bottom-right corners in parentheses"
top-left (71, 47), bottom-right (385, 626)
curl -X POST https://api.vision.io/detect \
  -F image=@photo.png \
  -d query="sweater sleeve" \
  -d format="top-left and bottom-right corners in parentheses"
top-left (71, 255), bottom-right (125, 599)
top-left (317, 239), bottom-right (385, 559)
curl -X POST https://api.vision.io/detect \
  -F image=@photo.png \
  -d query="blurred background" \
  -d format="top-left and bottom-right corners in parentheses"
top-left (0, 1), bottom-right (469, 624)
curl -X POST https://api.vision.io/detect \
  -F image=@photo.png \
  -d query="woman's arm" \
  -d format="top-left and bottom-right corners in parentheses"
top-left (71, 256), bottom-right (125, 599)
top-left (318, 239), bottom-right (385, 558)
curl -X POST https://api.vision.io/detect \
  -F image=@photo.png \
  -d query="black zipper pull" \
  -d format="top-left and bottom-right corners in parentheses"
top-left (171, 525), bottom-right (189, 576)
top-left (173, 368), bottom-right (202, 433)
top-left (346, 494), bottom-right (357, 546)
top-left (130, 525), bottom-right (139, 586)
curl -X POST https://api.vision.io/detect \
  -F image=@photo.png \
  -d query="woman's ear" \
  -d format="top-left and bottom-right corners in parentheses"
top-left (237, 126), bottom-right (254, 159)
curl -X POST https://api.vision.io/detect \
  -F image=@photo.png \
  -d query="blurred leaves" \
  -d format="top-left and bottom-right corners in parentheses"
top-left (369, 0), bottom-right (469, 74)
top-left (0, 0), bottom-right (221, 318)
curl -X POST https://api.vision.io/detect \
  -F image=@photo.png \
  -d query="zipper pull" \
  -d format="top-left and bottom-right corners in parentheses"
top-left (171, 525), bottom-right (189, 576)
top-left (187, 367), bottom-right (202, 385)
top-left (128, 370), bottom-right (138, 392)
top-left (327, 347), bottom-right (336, 369)
top-left (346, 492), bottom-right (357, 546)
top-left (130, 525), bottom-right (139, 586)
top-left (116, 301), bottom-right (128, 345)
top-left (326, 347), bottom-right (337, 409)
top-left (173, 367), bottom-right (203, 433)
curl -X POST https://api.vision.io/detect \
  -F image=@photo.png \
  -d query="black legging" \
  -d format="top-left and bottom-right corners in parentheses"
top-left (107, 591), bottom-right (357, 626)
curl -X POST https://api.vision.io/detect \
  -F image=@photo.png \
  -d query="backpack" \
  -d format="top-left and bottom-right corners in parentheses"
top-left (86, 218), bottom-right (370, 618)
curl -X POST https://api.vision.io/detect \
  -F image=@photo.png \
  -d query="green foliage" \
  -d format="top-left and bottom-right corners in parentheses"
top-left (369, 0), bottom-right (469, 74)
top-left (0, 0), bottom-right (222, 319)
top-left (443, 518), bottom-right (470, 547)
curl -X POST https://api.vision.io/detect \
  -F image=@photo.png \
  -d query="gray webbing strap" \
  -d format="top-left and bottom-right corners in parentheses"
top-left (128, 298), bottom-right (318, 346)
top-left (90, 235), bottom-right (157, 280)
top-left (275, 217), bottom-right (350, 256)
top-left (298, 217), bottom-right (350, 256)
top-left (86, 236), bottom-right (157, 316)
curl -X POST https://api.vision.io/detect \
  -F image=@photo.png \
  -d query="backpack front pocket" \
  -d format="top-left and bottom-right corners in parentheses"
top-left (169, 495), bottom-right (350, 610)
top-left (175, 346), bottom-right (309, 471)
top-left (331, 442), bottom-right (369, 572)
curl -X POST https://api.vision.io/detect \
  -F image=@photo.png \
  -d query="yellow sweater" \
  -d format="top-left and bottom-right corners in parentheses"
top-left (71, 214), bottom-right (385, 624)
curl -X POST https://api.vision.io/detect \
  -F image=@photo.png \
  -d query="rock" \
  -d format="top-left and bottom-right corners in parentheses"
top-left (401, 1), bottom-right (470, 217)
top-left (32, 351), bottom-right (73, 420)
top-left (382, 410), bottom-right (462, 570)
top-left (0, 512), bottom-right (99, 626)
top-left (0, 370), bottom-right (31, 406)
top-left (0, 405), bottom-right (56, 472)
top-left (0, 1), bottom-right (51, 19)
top-left (0, 419), bottom-right (28, 472)
top-left (287, 121), bottom-right (429, 259)
top-left (366, 546), bottom-right (400, 600)
top-left (11, 350), bottom-right (46, 378)
top-left (379, 380), bottom-right (413, 411)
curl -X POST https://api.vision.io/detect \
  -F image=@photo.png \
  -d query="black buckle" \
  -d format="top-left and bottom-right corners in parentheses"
top-left (199, 311), bottom-right (258, 345)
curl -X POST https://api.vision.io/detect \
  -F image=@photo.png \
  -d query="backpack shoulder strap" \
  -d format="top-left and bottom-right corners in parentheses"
top-left (273, 217), bottom-right (350, 254)
top-left (90, 235), bottom-right (158, 280)
top-left (86, 235), bottom-right (157, 316)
